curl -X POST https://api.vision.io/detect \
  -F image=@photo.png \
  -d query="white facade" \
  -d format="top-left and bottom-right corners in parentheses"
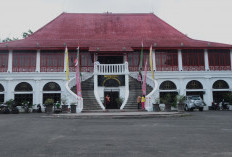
top-left (1, 49), bottom-right (232, 110)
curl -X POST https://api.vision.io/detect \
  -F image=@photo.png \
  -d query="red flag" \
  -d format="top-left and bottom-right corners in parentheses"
top-left (75, 47), bottom-right (82, 97)
top-left (142, 58), bottom-right (148, 95)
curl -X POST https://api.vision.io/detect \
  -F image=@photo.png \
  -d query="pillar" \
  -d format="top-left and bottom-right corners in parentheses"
top-left (178, 49), bottom-right (183, 71)
top-left (203, 78), bottom-right (213, 108)
top-left (7, 50), bottom-right (13, 73)
top-left (36, 50), bottom-right (40, 72)
top-left (204, 49), bottom-right (209, 71)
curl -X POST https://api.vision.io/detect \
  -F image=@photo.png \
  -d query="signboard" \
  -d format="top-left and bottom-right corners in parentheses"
top-left (98, 75), bottom-right (125, 87)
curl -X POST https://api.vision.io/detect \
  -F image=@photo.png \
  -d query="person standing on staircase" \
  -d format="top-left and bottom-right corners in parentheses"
top-left (105, 94), bottom-right (110, 109)
top-left (141, 95), bottom-right (146, 110)
top-left (137, 96), bottom-right (141, 110)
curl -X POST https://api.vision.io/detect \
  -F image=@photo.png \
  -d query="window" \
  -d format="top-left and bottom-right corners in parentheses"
top-left (156, 50), bottom-right (178, 71)
top-left (0, 83), bottom-right (4, 92)
top-left (186, 80), bottom-right (203, 89)
top-left (182, 49), bottom-right (204, 71)
top-left (15, 82), bottom-right (33, 91)
top-left (160, 81), bottom-right (177, 90)
top-left (128, 52), bottom-right (140, 71)
top-left (13, 51), bottom-right (36, 72)
top-left (208, 49), bottom-right (230, 71)
top-left (40, 51), bottom-right (64, 72)
top-left (43, 82), bottom-right (61, 91)
top-left (213, 80), bottom-right (229, 89)
top-left (80, 52), bottom-right (94, 72)
top-left (0, 51), bottom-right (8, 72)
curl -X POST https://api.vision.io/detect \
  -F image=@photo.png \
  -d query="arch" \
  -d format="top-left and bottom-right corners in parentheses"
top-left (159, 81), bottom-right (177, 90)
top-left (15, 82), bottom-right (33, 91)
top-left (103, 78), bottom-right (120, 87)
top-left (0, 83), bottom-right (4, 92)
top-left (186, 80), bottom-right (203, 89)
top-left (213, 80), bottom-right (229, 89)
top-left (43, 82), bottom-right (61, 91)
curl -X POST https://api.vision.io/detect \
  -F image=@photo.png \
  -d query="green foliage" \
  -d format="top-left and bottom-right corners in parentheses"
top-left (5, 99), bottom-right (15, 109)
top-left (223, 92), bottom-right (232, 105)
top-left (61, 97), bottom-right (67, 105)
top-left (44, 98), bottom-right (54, 106)
top-left (174, 95), bottom-right (186, 106)
top-left (160, 93), bottom-right (176, 107)
top-left (1, 29), bottom-right (33, 43)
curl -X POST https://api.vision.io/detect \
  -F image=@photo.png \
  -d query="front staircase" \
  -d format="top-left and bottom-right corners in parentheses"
top-left (123, 76), bottom-right (153, 110)
top-left (71, 76), bottom-right (153, 111)
top-left (71, 77), bottom-right (101, 111)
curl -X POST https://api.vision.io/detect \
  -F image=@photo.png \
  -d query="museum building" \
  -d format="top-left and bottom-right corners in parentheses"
top-left (0, 13), bottom-right (232, 111)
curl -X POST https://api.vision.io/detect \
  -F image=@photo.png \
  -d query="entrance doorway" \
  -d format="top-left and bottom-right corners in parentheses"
top-left (98, 56), bottom-right (123, 64)
top-left (104, 91), bottom-right (120, 109)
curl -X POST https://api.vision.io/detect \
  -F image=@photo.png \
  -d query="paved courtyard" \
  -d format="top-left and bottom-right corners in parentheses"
top-left (0, 111), bottom-right (232, 157)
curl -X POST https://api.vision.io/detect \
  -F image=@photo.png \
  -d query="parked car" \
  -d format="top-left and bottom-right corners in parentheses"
top-left (0, 103), bottom-right (10, 114)
top-left (184, 95), bottom-right (204, 111)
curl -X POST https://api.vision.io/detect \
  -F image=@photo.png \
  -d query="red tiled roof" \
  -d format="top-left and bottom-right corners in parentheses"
top-left (0, 13), bottom-right (231, 51)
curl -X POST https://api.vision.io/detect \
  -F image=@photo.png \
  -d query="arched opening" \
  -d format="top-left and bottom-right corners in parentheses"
top-left (212, 80), bottom-right (230, 103)
top-left (14, 82), bottom-right (33, 106)
top-left (43, 82), bottom-right (61, 104)
top-left (0, 83), bottom-right (4, 103)
top-left (159, 81), bottom-right (178, 103)
top-left (186, 80), bottom-right (204, 99)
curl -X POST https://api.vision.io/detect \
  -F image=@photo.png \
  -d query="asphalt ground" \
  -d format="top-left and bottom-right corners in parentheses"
top-left (0, 111), bottom-right (232, 157)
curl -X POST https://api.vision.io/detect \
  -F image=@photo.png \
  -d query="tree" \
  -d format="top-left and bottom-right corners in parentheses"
top-left (1, 29), bottom-right (33, 43)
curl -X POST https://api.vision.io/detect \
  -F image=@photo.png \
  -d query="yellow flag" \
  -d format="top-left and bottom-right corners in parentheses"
top-left (65, 46), bottom-right (69, 80)
top-left (149, 45), bottom-right (154, 79)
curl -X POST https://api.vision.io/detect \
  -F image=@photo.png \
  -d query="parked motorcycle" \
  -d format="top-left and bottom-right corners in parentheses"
top-left (211, 102), bottom-right (220, 110)
top-left (219, 101), bottom-right (230, 110)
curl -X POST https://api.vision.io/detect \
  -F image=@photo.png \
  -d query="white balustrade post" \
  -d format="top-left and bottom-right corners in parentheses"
top-left (178, 49), bottom-right (183, 71)
top-left (36, 50), bottom-right (40, 72)
top-left (204, 49), bottom-right (209, 71)
top-left (7, 50), bottom-right (13, 73)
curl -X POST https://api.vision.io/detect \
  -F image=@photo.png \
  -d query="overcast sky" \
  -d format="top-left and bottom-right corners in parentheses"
top-left (0, 0), bottom-right (232, 44)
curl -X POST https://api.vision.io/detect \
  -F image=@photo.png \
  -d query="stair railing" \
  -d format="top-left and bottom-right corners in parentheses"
top-left (129, 72), bottom-right (158, 111)
top-left (65, 73), bottom-right (93, 113)
top-left (94, 62), bottom-right (129, 110)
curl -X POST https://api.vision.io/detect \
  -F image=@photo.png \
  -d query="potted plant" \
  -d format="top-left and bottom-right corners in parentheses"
top-left (70, 102), bottom-right (77, 113)
top-left (153, 98), bottom-right (160, 112)
top-left (115, 97), bottom-right (124, 109)
top-left (61, 97), bottom-right (68, 113)
top-left (160, 94), bottom-right (174, 112)
top-left (5, 99), bottom-right (19, 114)
top-left (21, 101), bottom-right (32, 113)
top-left (54, 101), bottom-right (62, 113)
top-left (174, 95), bottom-right (186, 112)
top-left (44, 98), bottom-right (54, 113)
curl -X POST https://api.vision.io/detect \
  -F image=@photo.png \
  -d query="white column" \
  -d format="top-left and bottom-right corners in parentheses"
top-left (64, 49), bottom-right (67, 72)
top-left (33, 80), bottom-right (42, 107)
top-left (7, 50), bottom-right (13, 73)
top-left (204, 49), bottom-right (209, 71)
top-left (230, 49), bottom-right (232, 70)
top-left (6, 79), bottom-right (14, 101)
top-left (178, 49), bottom-right (183, 71)
top-left (203, 78), bottom-right (213, 108)
top-left (179, 78), bottom-right (185, 96)
top-left (36, 50), bottom-right (40, 72)
top-left (152, 49), bottom-right (156, 71)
